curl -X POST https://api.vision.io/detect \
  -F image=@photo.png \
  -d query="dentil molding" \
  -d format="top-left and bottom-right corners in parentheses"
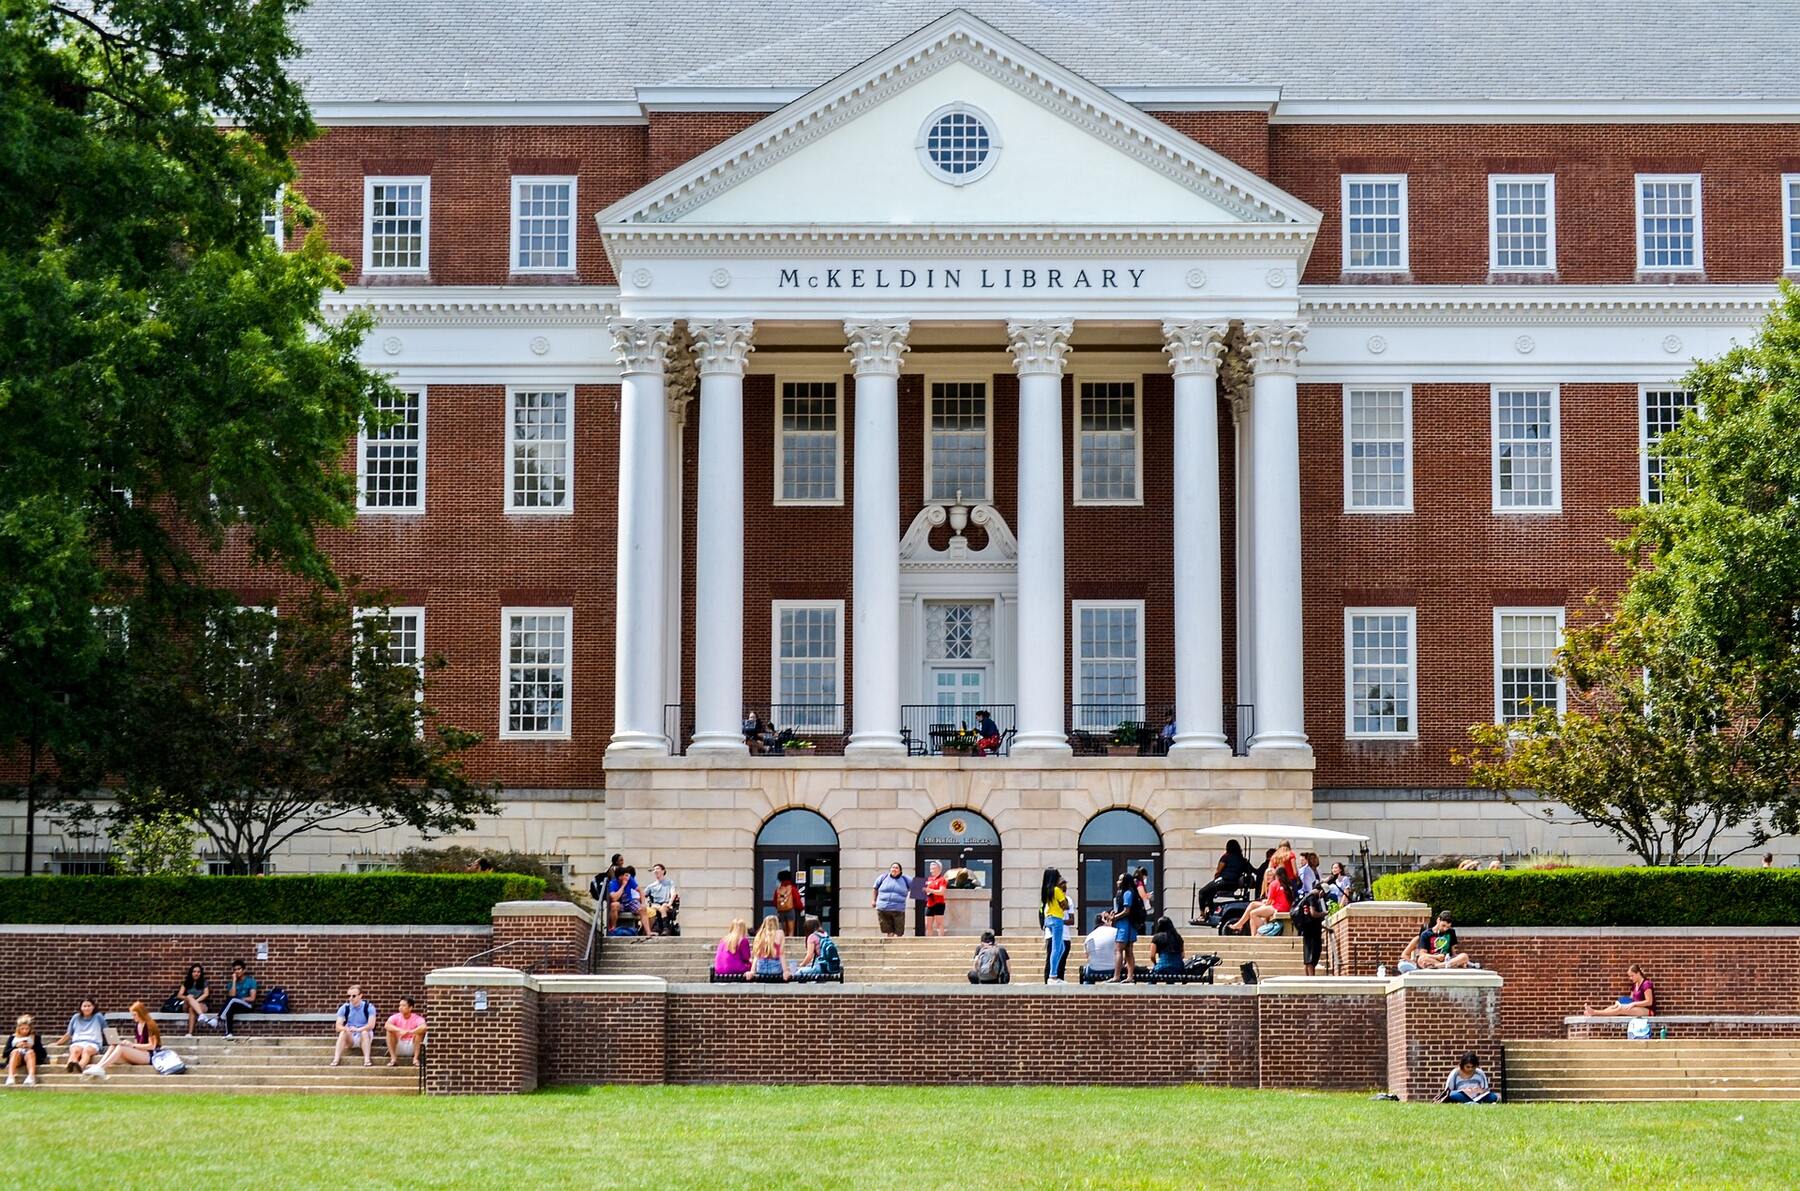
top-left (1301, 285), bottom-right (1776, 327)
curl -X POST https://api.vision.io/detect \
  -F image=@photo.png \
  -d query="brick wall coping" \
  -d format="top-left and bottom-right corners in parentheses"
top-left (534, 975), bottom-right (667, 994)
top-left (1258, 976), bottom-right (1391, 996)
top-left (1464, 926), bottom-right (1800, 938)
top-left (605, 751), bottom-right (1313, 773)
top-left (491, 900), bottom-right (591, 924)
top-left (1325, 900), bottom-right (1430, 927)
top-left (424, 965), bottom-right (537, 988)
top-left (1564, 1014), bottom-right (1800, 1026)
top-left (0, 923), bottom-right (490, 937)
top-left (667, 981), bottom-right (1260, 997)
top-left (1388, 970), bottom-right (1504, 992)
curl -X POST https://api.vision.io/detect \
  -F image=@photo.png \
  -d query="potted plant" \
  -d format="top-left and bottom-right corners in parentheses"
top-left (1107, 720), bottom-right (1141, 757)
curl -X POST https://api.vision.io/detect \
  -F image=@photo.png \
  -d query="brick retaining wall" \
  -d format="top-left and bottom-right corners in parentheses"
top-left (1256, 981), bottom-right (1388, 1089)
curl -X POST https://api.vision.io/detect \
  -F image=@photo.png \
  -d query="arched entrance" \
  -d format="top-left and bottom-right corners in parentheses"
top-left (754, 808), bottom-right (839, 936)
top-left (915, 808), bottom-right (1002, 935)
top-left (1077, 809), bottom-right (1164, 933)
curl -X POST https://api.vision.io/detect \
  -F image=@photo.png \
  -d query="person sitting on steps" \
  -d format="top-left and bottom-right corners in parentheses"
top-left (968, 930), bottom-right (1011, 984)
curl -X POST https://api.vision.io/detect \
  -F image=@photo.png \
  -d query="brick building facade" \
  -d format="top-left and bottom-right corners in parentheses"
top-left (10, 3), bottom-right (1797, 904)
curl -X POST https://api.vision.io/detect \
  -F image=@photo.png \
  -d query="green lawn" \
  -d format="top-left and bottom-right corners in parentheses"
top-left (3, 1085), bottom-right (1796, 1188)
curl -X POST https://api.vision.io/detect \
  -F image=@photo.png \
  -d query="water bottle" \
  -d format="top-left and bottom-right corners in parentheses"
top-left (1377, 964), bottom-right (1388, 978)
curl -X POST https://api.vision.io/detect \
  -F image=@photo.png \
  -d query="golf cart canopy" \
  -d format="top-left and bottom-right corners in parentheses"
top-left (1193, 823), bottom-right (1371, 844)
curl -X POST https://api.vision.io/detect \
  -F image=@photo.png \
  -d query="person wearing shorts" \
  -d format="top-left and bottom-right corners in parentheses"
top-left (773, 869), bottom-right (804, 935)
top-left (872, 862), bottom-right (911, 936)
top-left (923, 861), bottom-right (948, 937)
top-left (1107, 872), bottom-right (1144, 982)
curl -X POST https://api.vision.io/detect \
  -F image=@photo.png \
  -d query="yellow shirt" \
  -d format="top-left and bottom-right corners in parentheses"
top-left (1044, 888), bottom-right (1069, 920)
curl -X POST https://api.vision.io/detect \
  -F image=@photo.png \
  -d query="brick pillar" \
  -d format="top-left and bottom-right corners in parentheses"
top-left (1327, 900), bottom-right (1431, 975)
top-left (423, 967), bottom-right (540, 1095)
top-left (1255, 977), bottom-right (1390, 1090)
top-left (1385, 970), bottom-right (1504, 1101)
top-left (490, 901), bottom-right (595, 974)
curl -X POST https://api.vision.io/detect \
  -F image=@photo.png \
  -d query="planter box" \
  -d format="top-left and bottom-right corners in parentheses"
top-left (1105, 744), bottom-right (1139, 757)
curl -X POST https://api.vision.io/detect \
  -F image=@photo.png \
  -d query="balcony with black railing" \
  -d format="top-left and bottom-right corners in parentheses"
top-left (664, 703), bottom-right (850, 756)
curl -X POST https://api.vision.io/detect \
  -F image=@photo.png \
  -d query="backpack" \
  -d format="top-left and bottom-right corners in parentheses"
top-left (261, 988), bottom-right (290, 1014)
top-left (150, 1047), bottom-right (186, 1075)
top-left (815, 934), bottom-right (842, 975)
top-left (775, 884), bottom-right (796, 912)
top-left (972, 944), bottom-right (1005, 983)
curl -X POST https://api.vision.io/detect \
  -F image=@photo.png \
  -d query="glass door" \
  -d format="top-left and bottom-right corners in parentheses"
top-left (932, 667), bottom-right (986, 714)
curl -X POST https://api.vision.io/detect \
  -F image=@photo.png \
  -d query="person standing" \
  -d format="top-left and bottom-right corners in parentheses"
top-left (923, 861), bottom-right (949, 937)
top-left (1040, 868), bottom-right (1070, 984)
top-left (773, 869), bottom-right (806, 936)
top-left (1292, 881), bottom-right (1328, 975)
top-left (871, 861), bottom-right (911, 937)
top-left (1107, 871), bottom-right (1145, 982)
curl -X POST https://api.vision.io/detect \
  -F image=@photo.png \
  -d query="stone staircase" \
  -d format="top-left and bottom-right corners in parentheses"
top-left (593, 932), bottom-right (1306, 983)
top-left (1505, 1039), bottom-right (1800, 1101)
top-left (17, 1035), bottom-right (418, 1096)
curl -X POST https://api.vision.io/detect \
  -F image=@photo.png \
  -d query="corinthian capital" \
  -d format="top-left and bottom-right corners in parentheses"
top-left (1161, 321), bottom-right (1231, 377)
top-left (689, 320), bottom-right (756, 376)
top-left (1243, 321), bottom-right (1308, 375)
top-left (1006, 320), bottom-right (1074, 377)
top-left (606, 316), bottom-right (675, 376)
top-left (843, 320), bottom-right (911, 377)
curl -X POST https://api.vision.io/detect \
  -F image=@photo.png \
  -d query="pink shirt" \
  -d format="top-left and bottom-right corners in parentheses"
top-left (714, 937), bottom-right (752, 975)
top-left (387, 1011), bottom-right (426, 1034)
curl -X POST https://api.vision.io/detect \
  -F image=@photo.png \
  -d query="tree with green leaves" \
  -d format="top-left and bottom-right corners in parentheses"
top-left (62, 593), bottom-right (496, 874)
top-left (1, 1), bottom-right (397, 867)
top-left (1456, 284), bottom-right (1800, 863)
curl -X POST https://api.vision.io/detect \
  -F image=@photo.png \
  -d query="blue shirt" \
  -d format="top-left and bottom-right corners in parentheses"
top-left (873, 873), bottom-right (911, 911)
top-left (229, 975), bottom-right (259, 1002)
top-left (338, 1000), bottom-right (378, 1029)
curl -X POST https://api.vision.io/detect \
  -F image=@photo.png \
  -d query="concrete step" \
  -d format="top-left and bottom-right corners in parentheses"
top-left (1508, 1074), bottom-right (1800, 1089)
top-left (1503, 1038), bottom-right (1800, 1101)
top-left (1509, 1087), bottom-right (1800, 1102)
top-left (26, 1081), bottom-right (416, 1096)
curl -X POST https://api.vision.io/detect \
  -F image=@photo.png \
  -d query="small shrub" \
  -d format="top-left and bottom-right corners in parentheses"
top-left (1372, 867), bottom-right (1800, 927)
top-left (0, 873), bottom-right (543, 926)
top-left (391, 845), bottom-right (571, 899)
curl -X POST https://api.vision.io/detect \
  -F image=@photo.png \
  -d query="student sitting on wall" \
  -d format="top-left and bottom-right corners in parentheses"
top-left (1397, 913), bottom-right (1474, 972)
top-left (1585, 963), bottom-right (1655, 1018)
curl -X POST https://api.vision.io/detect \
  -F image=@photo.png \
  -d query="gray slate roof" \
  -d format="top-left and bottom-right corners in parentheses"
top-left (289, 0), bottom-right (1800, 103)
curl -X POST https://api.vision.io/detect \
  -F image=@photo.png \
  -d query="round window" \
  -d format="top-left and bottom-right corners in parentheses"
top-left (917, 104), bottom-right (1000, 185)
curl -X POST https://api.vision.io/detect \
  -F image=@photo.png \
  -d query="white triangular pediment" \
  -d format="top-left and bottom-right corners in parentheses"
top-left (598, 10), bottom-right (1319, 232)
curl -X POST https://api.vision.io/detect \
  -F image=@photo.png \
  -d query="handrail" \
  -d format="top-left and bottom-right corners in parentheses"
top-left (459, 937), bottom-right (581, 973)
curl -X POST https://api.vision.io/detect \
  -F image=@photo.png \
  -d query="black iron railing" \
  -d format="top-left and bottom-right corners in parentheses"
top-left (1066, 703), bottom-right (1175, 754)
top-left (742, 704), bottom-right (849, 755)
top-left (899, 703), bottom-right (1016, 756)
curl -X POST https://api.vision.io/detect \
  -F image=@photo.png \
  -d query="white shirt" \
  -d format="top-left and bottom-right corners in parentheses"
top-left (1084, 925), bottom-right (1116, 972)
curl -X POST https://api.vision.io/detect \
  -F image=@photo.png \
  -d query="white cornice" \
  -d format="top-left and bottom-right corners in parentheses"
top-left (321, 285), bottom-right (619, 327)
top-left (1271, 98), bottom-right (1800, 125)
top-left (605, 224), bottom-right (1315, 259)
top-left (1300, 284), bottom-right (1777, 327)
top-left (306, 100), bottom-right (645, 126)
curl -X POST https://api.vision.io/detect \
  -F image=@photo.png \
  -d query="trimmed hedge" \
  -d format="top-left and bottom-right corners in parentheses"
top-left (0, 873), bottom-right (545, 926)
top-left (1372, 867), bottom-right (1800, 927)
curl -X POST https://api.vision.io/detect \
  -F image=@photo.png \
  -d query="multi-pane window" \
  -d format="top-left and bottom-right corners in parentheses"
top-left (1344, 387), bottom-right (1411, 511)
top-left (1073, 601), bottom-right (1143, 728)
top-left (506, 389), bottom-right (571, 512)
top-left (1637, 175), bottom-right (1701, 271)
top-left (358, 388), bottom-right (424, 512)
top-left (1641, 387), bottom-right (1698, 504)
top-left (1346, 609), bottom-right (1415, 738)
top-left (776, 380), bottom-right (840, 503)
top-left (512, 176), bottom-right (575, 272)
top-left (364, 177), bottom-right (429, 273)
top-left (1489, 175), bottom-right (1554, 271)
top-left (502, 608), bottom-right (570, 738)
top-left (1495, 609), bottom-right (1564, 723)
top-left (262, 185), bottom-right (285, 249)
top-left (1784, 175), bottom-right (1800, 270)
top-left (773, 602), bottom-right (842, 731)
top-left (1342, 176), bottom-right (1408, 271)
top-left (91, 605), bottom-right (129, 652)
top-left (360, 606), bottom-right (424, 681)
top-left (1076, 380), bottom-right (1139, 503)
top-left (1493, 387), bottom-right (1559, 511)
top-left (927, 380), bottom-right (989, 502)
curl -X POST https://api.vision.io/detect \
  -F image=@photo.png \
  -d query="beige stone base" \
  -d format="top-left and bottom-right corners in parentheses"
top-left (603, 752), bottom-right (1314, 936)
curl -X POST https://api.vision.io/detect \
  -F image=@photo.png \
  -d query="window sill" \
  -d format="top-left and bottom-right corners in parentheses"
top-left (1486, 271), bottom-right (1559, 285)
top-left (358, 272), bottom-right (433, 286)
top-left (1339, 271), bottom-right (1413, 285)
top-left (1635, 270), bottom-right (1707, 284)
top-left (507, 272), bottom-right (582, 285)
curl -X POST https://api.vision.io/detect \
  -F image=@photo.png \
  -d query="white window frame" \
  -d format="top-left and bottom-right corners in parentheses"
top-left (1340, 174), bottom-right (1410, 273)
top-left (509, 175), bottom-right (578, 275)
top-left (1493, 606), bottom-right (1566, 723)
top-left (1072, 373), bottom-right (1143, 506)
top-left (922, 374), bottom-right (993, 504)
top-left (504, 386), bottom-right (574, 515)
top-left (770, 599), bottom-right (845, 733)
top-left (1639, 384), bottom-right (1698, 505)
top-left (354, 605), bottom-right (425, 680)
top-left (263, 184), bottom-right (286, 250)
top-left (362, 175), bottom-right (431, 275)
top-left (499, 606), bottom-right (572, 741)
top-left (772, 374), bottom-right (844, 507)
top-left (1487, 174), bottom-right (1556, 273)
top-left (1344, 606), bottom-right (1418, 740)
top-left (1491, 384), bottom-right (1562, 514)
top-left (1783, 174), bottom-right (1800, 271)
top-left (1342, 384), bottom-right (1413, 513)
top-left (356, 386), bottom-right (426, 514)
top-left (1070, 598), bottom-right (1146, 728)
top-left (1634, 173), bottom-right (1703, 273)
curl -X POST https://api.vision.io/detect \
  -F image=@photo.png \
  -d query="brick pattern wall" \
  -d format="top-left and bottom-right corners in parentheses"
top-left (424, 979), bottom-right (538, 1094)
top-left (1462, 932), bottom-right (1800, 1040)
top-left (0, 929), bottom-right (487, 1020)
top-left (537, 992), bottom-right (666, 1084)
top-left (1386, 982), bottom-right (1502, 1102)
top-left (664, 990), bottom-right (1263, 1086)
top-left (1329, 908), bottom-right (1430, 976)
top-left (489, 914), bottom-right (593, 975)
top-left (1257, 993), bottom-right (1387, 1089)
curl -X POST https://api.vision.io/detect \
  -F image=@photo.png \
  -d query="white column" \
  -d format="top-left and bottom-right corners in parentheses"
top-left (687, 321), bottom-right (755, 754)
top-left (1163, 321), bottom-right (1231, 753)
top-left (607, 317), bottom-right (676, 753)
top-left (1007, 319), bottom-right (1074, 756)
top-left (844, 320), bottom-right (910, 756)
top-left (1244, 321), bottom-right (1309, 752)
